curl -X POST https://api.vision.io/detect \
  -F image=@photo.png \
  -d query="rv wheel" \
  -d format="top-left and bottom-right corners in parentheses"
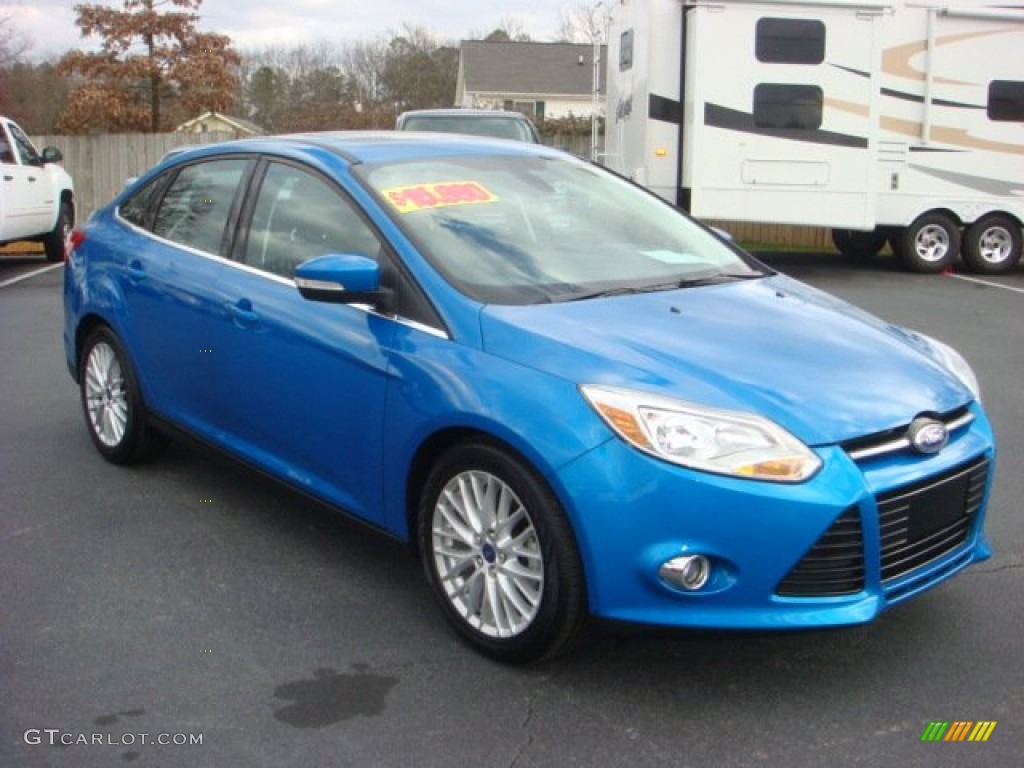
top-left (894, 213), bottom-right (961, 274)
top-left (831, 228), bottom-right (888, 258)
top-left (962, 214), bottom-right (1021, 275)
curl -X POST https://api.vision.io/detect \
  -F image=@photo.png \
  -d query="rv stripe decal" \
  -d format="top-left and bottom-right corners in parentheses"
top-left (829, 63), bottom-right (870, 79)
top-left (880, 87), bottom-right (985, 110)
top-left (649, 94), bottom-right (682, 125)
top-left (704, 103), bottom-right (867, 149)
top-left (910, 164), bottom-right (1023, 197)
top-left (829, 64), bottom-right (984, 110)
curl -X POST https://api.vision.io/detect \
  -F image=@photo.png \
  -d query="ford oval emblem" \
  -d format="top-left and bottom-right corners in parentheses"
top-left (907, 417), bottom-right (949, 455)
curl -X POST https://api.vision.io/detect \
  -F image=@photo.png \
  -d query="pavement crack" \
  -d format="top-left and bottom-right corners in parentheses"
top-left (508, 688), bottom-right (540, 768)
top-left (0, 513), bottom-right (76, 544)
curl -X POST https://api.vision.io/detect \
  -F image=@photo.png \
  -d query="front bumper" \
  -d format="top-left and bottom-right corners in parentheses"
top-left (555, 402), bottom-right (995, 629)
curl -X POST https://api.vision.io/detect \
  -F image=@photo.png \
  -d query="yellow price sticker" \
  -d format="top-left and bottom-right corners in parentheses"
top-left (383, 181), bottom-right (497, 214)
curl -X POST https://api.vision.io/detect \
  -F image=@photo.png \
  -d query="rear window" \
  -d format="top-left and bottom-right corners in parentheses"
top-left (400, 115), bottom-right (538, 143)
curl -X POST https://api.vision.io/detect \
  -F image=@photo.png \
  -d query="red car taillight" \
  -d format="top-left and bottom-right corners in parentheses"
top-left (67, 229), bottom-right (86, 259)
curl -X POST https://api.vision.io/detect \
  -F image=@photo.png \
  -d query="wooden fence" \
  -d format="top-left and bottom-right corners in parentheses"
top-left (31, 132), bottom-right (238, 223)
top-left (31, 131), bottom-right (831, 249)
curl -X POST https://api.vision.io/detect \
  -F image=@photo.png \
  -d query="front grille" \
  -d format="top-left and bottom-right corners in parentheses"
top-left (878, 457), bottom-right (989, 582)
top-left (776, 507), bottom-right (865, 596)
top-left (842, 406), bottom-right (973, 462)
top-left (777, 456), bottom-right (989, 598)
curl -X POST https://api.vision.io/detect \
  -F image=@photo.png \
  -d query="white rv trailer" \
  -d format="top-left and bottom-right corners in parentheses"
top-left (604, 0), bottom-right (1024, 273)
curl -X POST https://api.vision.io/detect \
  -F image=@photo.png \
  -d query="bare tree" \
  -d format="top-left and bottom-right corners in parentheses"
top-left (555, 2), bottom-right (608, 44)
top-left (341, 38), bottom-right (388, 112)
top-left (379, 24), bottom-right (458, 111)
top-left (0, 60), bottom-right (70, 132)
top-left (0, 14), bottom-right (32, 68)
top-left (474, 16), bottom-right (532, 42)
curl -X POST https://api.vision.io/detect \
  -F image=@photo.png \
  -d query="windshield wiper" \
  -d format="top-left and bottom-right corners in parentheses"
top-left (546, 271), bottom-right (767, 303)
top-left (545, 281), bottom-right (683, 303)
top-left (676, 271), bottom-right (768, 287)
top-left (544, 268), bottom-right (770, 305)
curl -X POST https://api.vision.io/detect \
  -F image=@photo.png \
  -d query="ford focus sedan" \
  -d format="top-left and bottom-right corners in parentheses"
top-left (63, 133), bottom-right (996, 663)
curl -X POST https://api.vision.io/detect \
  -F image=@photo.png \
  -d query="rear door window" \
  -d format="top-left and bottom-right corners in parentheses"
top-left (151, 159), bottom-right (248, 255)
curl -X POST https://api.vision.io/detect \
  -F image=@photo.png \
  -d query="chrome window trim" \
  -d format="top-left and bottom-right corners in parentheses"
top-left (113, 210), bottom-right (451, 340)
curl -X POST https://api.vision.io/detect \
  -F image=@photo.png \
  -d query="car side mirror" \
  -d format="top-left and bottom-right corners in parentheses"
top-left (294, 253), bottom-right (394, 312)
top-left (41, 147), bottom-right (63, 164)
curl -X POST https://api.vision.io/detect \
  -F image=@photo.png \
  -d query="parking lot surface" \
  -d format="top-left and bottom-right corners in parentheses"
top-left (2, 253), bottom-right (1022, 767)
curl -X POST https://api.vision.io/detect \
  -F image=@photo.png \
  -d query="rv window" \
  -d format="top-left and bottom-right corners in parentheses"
top-left (620, 29), bottom-right (634, 71)
top-left (753, 84), bottom-right (823, 130)
top-left (988, 81), bottom-right (1024, 122)
top-left (756, 18), bottom-right (825, 65)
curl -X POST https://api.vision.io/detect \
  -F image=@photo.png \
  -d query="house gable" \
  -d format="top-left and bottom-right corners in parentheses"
top-left (456, 41), bottom-right (607, 119)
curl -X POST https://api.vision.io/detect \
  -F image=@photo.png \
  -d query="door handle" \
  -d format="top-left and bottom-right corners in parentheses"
top-left (126, 260), bottom-right (146, 280)
top-left (228, 299), bottom-right (259, 326)
top-left (27, 176), bottom-right (37, 182)
top-left (2, 175), bottom-right (12, 181)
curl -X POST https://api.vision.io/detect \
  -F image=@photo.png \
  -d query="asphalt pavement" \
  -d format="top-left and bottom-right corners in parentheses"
top-left (1, 253), bottom-right (1022, 767)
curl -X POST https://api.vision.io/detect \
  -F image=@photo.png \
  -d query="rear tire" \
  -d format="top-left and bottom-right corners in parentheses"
top-left (418, 439), bottom-right (587, 663)
top-left (79, 327), bottom-right (168, 465)
top-left (44, 201), bottom-right (72, 263)
top-left (892, 213), bottom-right (960, 273)
top-left (831, 228), bottom-right (888, 258)
top-left (962, 214), bottom-right (1021, 275)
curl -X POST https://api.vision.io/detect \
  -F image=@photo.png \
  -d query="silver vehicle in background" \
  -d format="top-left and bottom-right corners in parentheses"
top-left (396, 108), bottom-right (541, 143)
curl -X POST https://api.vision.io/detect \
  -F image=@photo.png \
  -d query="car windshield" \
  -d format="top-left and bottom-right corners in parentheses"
top-left (400, 115), bottom-right (536, 143)
top-left (359, 153), bottom-right (765, 305)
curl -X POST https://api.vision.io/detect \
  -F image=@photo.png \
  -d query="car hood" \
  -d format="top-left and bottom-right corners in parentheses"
top-left (479, 274), bottom-right (972, 446)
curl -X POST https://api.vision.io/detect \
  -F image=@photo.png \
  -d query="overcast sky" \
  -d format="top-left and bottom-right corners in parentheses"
top-left (8, 0), bottom-right (568, 60)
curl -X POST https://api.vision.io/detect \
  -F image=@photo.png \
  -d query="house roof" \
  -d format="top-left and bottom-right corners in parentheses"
top-left (175, 111), bottom-right (264, 135)
top-left (459, 41), bottom-right (607, 96)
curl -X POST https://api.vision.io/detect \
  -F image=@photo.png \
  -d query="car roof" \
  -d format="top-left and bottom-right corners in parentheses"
top-left (167, 130), bottom-right (562, 167)
top-left (398, 109), bottom-right (532, 119)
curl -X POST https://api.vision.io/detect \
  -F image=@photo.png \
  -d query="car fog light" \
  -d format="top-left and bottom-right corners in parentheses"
top-left (660, 555), bottom-right (710, 591)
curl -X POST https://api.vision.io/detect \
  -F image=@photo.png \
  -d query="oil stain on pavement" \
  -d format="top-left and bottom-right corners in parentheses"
top-left (272, 665), bottom-right (399, 728)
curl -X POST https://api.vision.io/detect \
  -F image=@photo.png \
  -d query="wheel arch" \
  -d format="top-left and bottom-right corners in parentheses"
top-left (907, 207), bottom-right (963, 228)
top-left (971, 209), bottom-right (1023, 230)
top-left (72, 313), bottom-right (110, 382)
top-left (60, 189), bottom-right (76, 227)
top-left (402, 425), bottom-right (577, 559)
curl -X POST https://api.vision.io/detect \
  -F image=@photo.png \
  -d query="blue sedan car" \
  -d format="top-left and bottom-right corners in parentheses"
top-left (64, 133), bottom-right (995, 662)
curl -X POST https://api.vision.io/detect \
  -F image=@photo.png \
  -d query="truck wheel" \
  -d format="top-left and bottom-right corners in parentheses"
top-left (418, 439), bottom-right (587, 663)
top-left (831, 228), bottom-right (888, 258)
top-left (962, 214), bottom-right (1021, 275)
top-left (893, 213), bottom-right (961, 273)
top-left (43, 201), bottom-right (72, 262)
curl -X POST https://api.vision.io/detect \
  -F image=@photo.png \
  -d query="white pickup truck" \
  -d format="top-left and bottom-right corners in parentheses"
top-left (0, 116), bottom-right (75, 262)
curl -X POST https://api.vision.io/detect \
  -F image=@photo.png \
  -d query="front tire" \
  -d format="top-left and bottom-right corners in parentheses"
top-left (419, 440), bottom-right (587, 663)
top-left (892, 212), bottom-right (961, 273)
top-left (962, 214), bottom-right (1021, 275)
top-left (79, 327), bottom-right (167, 464)
top-left (44, 201), bottom-right (72, 263)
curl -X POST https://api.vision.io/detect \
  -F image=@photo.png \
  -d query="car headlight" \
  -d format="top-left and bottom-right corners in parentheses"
top-left (580, 385), bottom-right (822, 483)
top-left (916, 333), bottom-right (981, 401)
